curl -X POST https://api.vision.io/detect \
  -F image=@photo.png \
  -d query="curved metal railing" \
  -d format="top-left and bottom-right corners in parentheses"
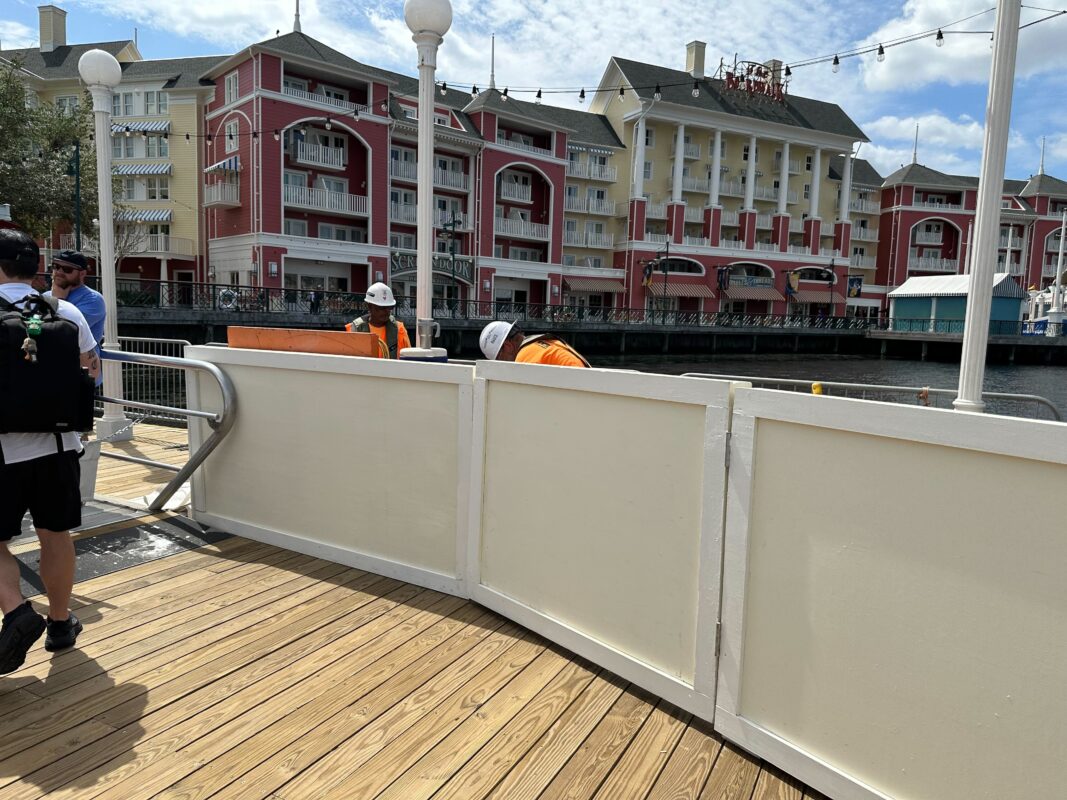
top-left (100, 349), bottom-right (237, 511)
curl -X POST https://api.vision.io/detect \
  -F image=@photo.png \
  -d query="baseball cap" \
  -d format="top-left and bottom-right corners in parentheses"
top-left (52, 250), bottom-right (89, 271)
top-left (479, 320), bottom-right (516, 360)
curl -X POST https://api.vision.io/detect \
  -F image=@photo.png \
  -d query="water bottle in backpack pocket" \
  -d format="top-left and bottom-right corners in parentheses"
top-left (0, 294), bottom-right (95, 434)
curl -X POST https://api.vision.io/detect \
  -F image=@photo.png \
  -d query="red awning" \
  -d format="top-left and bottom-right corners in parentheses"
top-left (564, 277), bottom-right (626, 293)
top-left (723, 286), bottom-right (786, 301)
top-left (648, 280), bottom-right (716, 298)
top-left (792, 290), bottom-right (847, 304)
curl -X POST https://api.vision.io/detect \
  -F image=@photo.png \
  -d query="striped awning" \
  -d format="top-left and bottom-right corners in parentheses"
top-left (115, 208), bottom-right (172, 223)
top-left (723, 286), bottom-right (786, 301)
top-left (113, 162), bottom-right (172, 176)
top-left (649, 280), bottom-right (716, 298)
top-left (564, 277), bottom-right (626, 294)
top-left (204, 155), bottom-right (241, 174)
top-left (111, 120), bottom-right (170, 134)
top-left (792, 290), bottom-right (846, 304)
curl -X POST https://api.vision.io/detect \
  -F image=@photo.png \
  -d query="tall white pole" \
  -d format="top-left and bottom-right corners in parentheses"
top-left (1047, 211), bottom-right (1067, 336)
top-left (954, 0), bottom-right (1022, 413)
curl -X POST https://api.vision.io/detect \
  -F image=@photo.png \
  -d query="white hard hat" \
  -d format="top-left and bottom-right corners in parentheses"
top-left (365, 282), bottom-right (396, 307)
top-left (479, 320), bottom-right (515, 360)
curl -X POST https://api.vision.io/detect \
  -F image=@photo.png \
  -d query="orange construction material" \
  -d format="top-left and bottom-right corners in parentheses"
top-left (227, 327), bottom-right (384, 357)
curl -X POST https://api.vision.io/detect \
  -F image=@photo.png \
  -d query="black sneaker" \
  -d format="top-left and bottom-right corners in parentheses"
top-left (0, 604), bottom-right (47, 674)
top-left (44, 613), bottom-right (82, 653)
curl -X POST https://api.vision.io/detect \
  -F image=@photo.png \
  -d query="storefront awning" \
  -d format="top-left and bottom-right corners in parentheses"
top-left (115, 208), bottom-right (172, 223)
top-left (204, 155), bottom-right (241, 174)
top-left (723, 286), bottom-right (785, 301)
top-left (649, 281), bottom-right (716, 298)
top-left (564, 277), bottom-right (626, 293)
top-left (113, 162), bottom-right (172, 176)
top-left (792, 290), bottom-right (846, 304)
top-left (111, 120), bottom-right (170, 134)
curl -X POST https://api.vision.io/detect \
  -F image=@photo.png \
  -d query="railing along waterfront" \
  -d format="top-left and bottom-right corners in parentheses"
top-left (97, 337), bottom-right (192, 424)
top-left (876, 318), bottom-right (1065, 337)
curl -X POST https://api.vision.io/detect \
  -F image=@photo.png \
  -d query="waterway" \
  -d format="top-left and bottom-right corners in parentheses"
top-left (603, 354), bottom-right (1067, 419)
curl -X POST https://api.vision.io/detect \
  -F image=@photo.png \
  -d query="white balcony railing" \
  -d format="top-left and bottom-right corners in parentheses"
top-left (669, 175), bottom-right (711, 193)
top-left (755, 214), bottom-right (773, 229)
top-left (647, 203), bottom-right (667, 219)
top-left (914, 232), bottom-right (943, 244)
top-left (774, 158), bottom-right (801, 174)
top-left (390, 202), bottom-right (417, 224)
top-left (390, 160), bottom-right (418, 181)
top-left (908, 257), bottom-right (958, 272)
top-left (719, 181), bottom-right (795, 203)
top-left (586, 232), bottom-right (615, 249)
top-left (434, 168), bottom-right (469, 191)
top-left (434, 210), bottom-right (470, 229)
top-left (1044, 261), bottom-right (1062, 277)
top-left (851, 255), bottom-right (877, 269)
top-left (672, 142), bottom-right (701, 160)
top-left (496, 136), bottom-right (554, 158)
top-left (721, 210), bottom-right (740, 227)
top-left (294, 141), bottom-right (345, 170)
top-left (282, 86), bottom-right (369, 115)
top-left (499, 182), bottom-right (533, 203)
top-left (284, 185), bottom-right (369, 216)
top-left (852, 227), bottom-right (879, 242)
top-left (789, 218), bottom-right (805, 233)
top-left (720, 238), bottom-right (745, 250)
top-left (818, 248), bottom-right (839, 258)
top-left (755, 242), bottom-right (778, 252)
top-left (849, 199), bottom-right (881, 215)
top-left (645, 233), bottom-right (671, 244)
top-left (204, 182), bottom-right (239, 207)
top-left (565, 197), bottom-right (587, 213)
top-left (588, 199), bottom-right (616, 216)
top-left (684, 206), bottom-right (704, 223)
top-left (61, 233), bottom-right (194, 257)
top-left (914, 200), bottom-right (964, 211)
top-left (566, 162), bottom-right (588, 179)
top-left (494, 217), bottom-right (549, 240)
top-left (684, 235), bottom-right (709, 247)
top-left (588, 163), bottom-right (617, 182)
top-left (788, 244), bottom-right (811, 255)
top-left (563, 230), bottom-right (584, 246)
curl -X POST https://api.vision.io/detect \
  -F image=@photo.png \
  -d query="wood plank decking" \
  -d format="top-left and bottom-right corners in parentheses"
top-left (96, 424), bottom-right (189, 503)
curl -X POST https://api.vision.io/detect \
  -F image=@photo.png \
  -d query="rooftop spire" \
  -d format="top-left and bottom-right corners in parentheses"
top-left (1039, 136), bottom-right (1046, 175)
top-left (489, 34), bottom-right (496, 90)
top-left (912, 123), bottom-right (919, 164)
top-left (294, 0), bottom-right (301, 33)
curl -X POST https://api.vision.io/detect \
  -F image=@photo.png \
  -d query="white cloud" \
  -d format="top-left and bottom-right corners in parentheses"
top-left (0, 19), bottom-right (37, 50)
top-left (864, 113), bottom-right (985, 150)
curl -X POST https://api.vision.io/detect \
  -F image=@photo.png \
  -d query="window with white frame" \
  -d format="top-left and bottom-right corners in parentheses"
top-left (591, 154), bottom-right (607, 168)
top-left (112, 94), bottom-right (121, 117)
top-left (145, 91), bottom-right (168, 115)
top-left (55, 96), bottom-right (78, 115)
top-left (511, 247), bottom-right (542, 262)
top-left (494, 244), bottom-right (504, 258)
top-left (224, 71), bottom-right (240, 104)
top-left (585, 221), bottom-right (605, 236)
top-left (225, 120), bottom-right (239, 153)
top-left (742, 144), bottom-right (759, 162)
top-left (391, 232), bottom-right (416, 249)
top-left (318, 176), bottom-right (346, 193)
top-left (320, 223), bottom-right (364, 242)
top-left (112, 136), bottom-right (134, 159)
top-left (805, 154), bottom-right (813, 172)
top-left (434, 111), bottom-right (450, 127)
top-left (116, 178), bottom-right (136, 201)
top-left (284, 218), bottom-right (308, 237)
top-left (123, 92), bottom-right (134, 116)
top-left (643, 161), bottom-right (653, 180)
top-left (562, 254), bottom-right (576, 266)
top-left (146, 177), bottom-right (170, 200)
top-left (803, 183), bottom-right (811, 199)
top-left (585, 256), bottom-right (603, 268)
top-left (283, 76), bottom-right (308, 93)
top-left (719, 138), bottom-right (727, 159)
top-left (284, 171), bottom-right (307, 188)
top-left (644, 127), bottom-right (655, 147)
top-left (146, 135), bottom-right (169, 158)
top-left (318, 84), bottom-right (347, 102)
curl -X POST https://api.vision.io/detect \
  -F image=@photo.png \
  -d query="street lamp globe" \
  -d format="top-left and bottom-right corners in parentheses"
top-left (404, 0), bottom-right (452, 36)
top-left (77, 49), bottom-right (122, 88)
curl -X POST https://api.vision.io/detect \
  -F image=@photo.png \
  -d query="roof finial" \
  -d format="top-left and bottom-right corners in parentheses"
top-left (912, 122), bottom-right (919, 164)
top-left (489, 34), bottom-right (496, 90)
top-left (1039, 135), bottom-right (1046, 175)
top-left (294, 0), bottom-right (302, 33)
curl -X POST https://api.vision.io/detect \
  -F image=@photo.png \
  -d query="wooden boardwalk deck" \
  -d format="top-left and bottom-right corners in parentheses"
top-left (96, 424), bottom-right (190, 503)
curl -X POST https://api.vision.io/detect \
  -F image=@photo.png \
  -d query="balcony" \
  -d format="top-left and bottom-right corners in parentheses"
top-left (914, 232), bottom-right (942, 244)
top-left (755, 242), bottom-right (778, 252)
top-left (588, 199), bottom-right (616, 216)
top-left (849, 199), bottom-right (881, 215)
top-left (284, 185), bottom-right (368, 217)
top-left (852, 227), bottom-right (879, 242)
top-left (499, 183), bottom-right (533, 203)
top-left (684, 235), bottom-right (709, 247)
top-left (434, 168), bottom-right (469, 191)
top-left (496, 136), bottom-right (554, 158)
top-left (435, 210), bottom-right (471, 229)
top-left (1000, 261), bottom-right (1025, 276)
top-left (294, 141), bottom-right (345, 171)
top-left (672, 142), bottom-right (701, 160)
top-left (720, 239), bottom-right (745, 250)
top-left (61, 233), bottom-right (194, 258)
top-left (647, 203), bottom-right (667, 220)
top-left (566, 162), bottom-right (588, 179)
top-left (564, 197), bottom-right (587, 213)
top-left (914, 200), bottom-right (964, 211)
top-left (204, 181), bottom-right (239, 208)
top-left (684, 206), bottom-right (704, 223)
top-left (721, 210), bottom-right (740, 227)
top-left (788, 244), bottom-right (811, 255)
top-left (282, 86), bottom-right (370, 115)
top-left (789, 218), bottom-right (805, 233)
top-left (588, 163), bottom-right (617, 182)
top-left (669, 175), bottom-right (711, 194)
top-left (563, 230), bottom-right (584, 246)
top-left (719, 181), bottom-right (795, 203)
top-left (390, 202), bottom-right (417, 224)
top-left (819, 248), bottom-right (839, 257)
top-left (774, 157), bottom-right (801, 175)
top-left (998, 235), bottom-right (1022, 249)
top-left (645, 233), bottom-right (670, 244)
top-left (1044, 261), bottom-right (1062, 277)
top-left (756, 214), bottom-right (773, 229)
top-left (908, 257), bottom-right (958, 272)
top-left (586, 232), bottom-right (615, 249)
top-left (851, 255), bottom-right (877, 269)
top-left (390, 161), bottom-right (418, 182)
top-left (494, 217), bottom-right (549, 240)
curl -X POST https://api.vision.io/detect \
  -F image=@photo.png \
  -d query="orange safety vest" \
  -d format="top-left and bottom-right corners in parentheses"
top-left (346, 316), bottom-right (406, 358)
top-left (516, 334), bottom-right (591, 368)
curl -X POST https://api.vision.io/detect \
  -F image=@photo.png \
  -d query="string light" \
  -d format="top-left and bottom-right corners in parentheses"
top-left (691, 80), bottom-right (700, 98)
top-left (227, 130), bottom-right (233, 142)
top-left (578, 88), bottom-right (586, 104)
top-left (535, 89), bottom-right (542, 104)
top-left (251, 130), bottom-right (258, 140)
top-left (206, 133), bottom-right (213, 145)
top-left (877, 44), bottom-right (885, 62)
top-left (124, 126), bottom-right (131, 137)
top-left (936, 28), bottom-right (945, 46)
top-left (471, 85), bottom-right (479, 97)
top-left (653, 84), bottom-right (662, 101)
top-left (439, 82), bottom-right (447, 96)
top-left (185, 133), bottom-right (190, 143)
top-left (618, 86), bottom-right (625, 103)
top-left (501, 88), bottom-right (509, 101)
top-left (325, 117), bottom-right (332, 130)
top-left (273, 129), bottom-right (280, 141)
top-left (831, 54), bottom-right (840, 72)
top-left (784, 65), bottom-right (792, 78)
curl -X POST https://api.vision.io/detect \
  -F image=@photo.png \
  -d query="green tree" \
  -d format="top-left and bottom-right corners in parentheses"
top-left (0, 58), bottom-right (102, 240)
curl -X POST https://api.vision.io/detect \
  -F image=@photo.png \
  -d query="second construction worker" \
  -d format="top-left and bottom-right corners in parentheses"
top-left (346, 283), bottom-right (411, 358)
top-left (479, 321), bottom-right (590, 367)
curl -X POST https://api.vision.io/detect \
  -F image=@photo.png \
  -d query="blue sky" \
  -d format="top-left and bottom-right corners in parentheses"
top-left (3, 0), bottom-right (1065, 181)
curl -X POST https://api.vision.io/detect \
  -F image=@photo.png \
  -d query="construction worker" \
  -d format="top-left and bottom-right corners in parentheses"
top-left (346, 283), bottom-right (410, 358)
top-left (479, 321), bottom-right (590, 367)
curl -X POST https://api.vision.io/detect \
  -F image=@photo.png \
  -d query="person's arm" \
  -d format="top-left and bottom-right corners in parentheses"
top-left (81, 350), bottom-right (100, 380)
top-left (398, 322), bottom-right (411, 352)
top-left (60, 301), bottom-right (99, 378)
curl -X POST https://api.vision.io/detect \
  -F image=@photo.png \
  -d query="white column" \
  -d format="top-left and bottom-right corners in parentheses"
top-left (839, 151), bottom-right (853, 223)
top-left (1048, 211), bottom-right (1066, 335)
top-left (671, 124), bottom-right (686, 203)
top-left (743, 135), bottom-right (757, 211)
top-left (955, 0), bottom-right (1022, 411)
top-left (709, 129), bottom-right (722, 206)
top-left (809, 148), bottom-right (822, 218)
top-left (929, 297), bottom-right (938, 333)
top-left (412, 31), bottom-right (442, 352)
top-left (160, 257), bottom-right (169, 308)
top-left (776, 141), bottom-right (790, 216)
top-left (633, 117), bottom-right (647, 199)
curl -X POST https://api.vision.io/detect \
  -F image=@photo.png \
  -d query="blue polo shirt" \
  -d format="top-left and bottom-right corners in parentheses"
top-left (48, 284), bottom-right (106, 386)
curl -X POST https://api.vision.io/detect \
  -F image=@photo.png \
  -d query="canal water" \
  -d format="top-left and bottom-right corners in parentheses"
top-left (601, 354), bottom-right (1067, 419)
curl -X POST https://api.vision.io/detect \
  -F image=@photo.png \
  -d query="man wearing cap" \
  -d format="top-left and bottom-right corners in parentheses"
top-left (479, 321), bottom-right (590, 367)
top-left (46, 251), bottom-right (106, 387)
top-left (346, 282), bottom-right (411, 359)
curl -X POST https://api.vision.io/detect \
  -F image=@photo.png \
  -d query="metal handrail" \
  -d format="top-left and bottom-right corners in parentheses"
top-left (682, 373), bottom-right (1062, 421)
top-left (101, 349), bottom-right (237, 511)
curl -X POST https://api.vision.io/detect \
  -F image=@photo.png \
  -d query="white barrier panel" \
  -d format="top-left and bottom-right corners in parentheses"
top-left (186, 346), bottom-right (474, 594)
top-left (469, 361), bottom-right (735, 719)
top-left (718, 388), bottom-right (1067, 800)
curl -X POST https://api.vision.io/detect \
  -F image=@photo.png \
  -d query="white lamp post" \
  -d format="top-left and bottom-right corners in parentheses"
top-left (954, 0), bottom-right (1022, 412)
top-left (1047, 211), bottom-right (1067, 336)
top-left (401, 0), bottom-right (451, 361)
top-left (78, 49), bottom-right (130, 440)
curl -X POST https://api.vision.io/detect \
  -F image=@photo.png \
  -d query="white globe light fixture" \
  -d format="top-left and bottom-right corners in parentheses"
top-left (78, 49), bottom-right (131, 439)
top-left (401, 0), bottom-right (452, 361)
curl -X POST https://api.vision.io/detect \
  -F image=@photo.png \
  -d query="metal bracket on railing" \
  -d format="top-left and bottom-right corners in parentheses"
top-left (100, 349), bottom-right (237, 511)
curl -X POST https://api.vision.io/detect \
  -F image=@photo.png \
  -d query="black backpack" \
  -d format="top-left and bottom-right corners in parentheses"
top-left (0, 294), bottom-right (95, 434)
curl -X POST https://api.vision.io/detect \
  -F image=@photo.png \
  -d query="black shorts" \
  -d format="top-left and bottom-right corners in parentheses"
top-left (0, 450), bottom-right (81, 541)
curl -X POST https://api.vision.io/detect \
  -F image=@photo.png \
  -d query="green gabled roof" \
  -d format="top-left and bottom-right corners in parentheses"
top-left (611, 57), bottom-right (867, 141)
top-left (1021, 173), bottom-right (1067, 198)
top-left (121, 56), bottom-right (226, 89)
top-left (252, 32), bottom-right (398, 84)
top-left (0, 41), bottom-right (132, 80)
top-left (828, 156), bottom-right (883, 186)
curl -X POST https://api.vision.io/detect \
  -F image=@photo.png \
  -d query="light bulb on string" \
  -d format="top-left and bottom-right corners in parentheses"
top-left (784, 65), bottom-right (792, 78)
top-left (877, 44), bottom-right (885, 62)
top-left (325, 117), bottom-right (332, 130)
top-left (206, 134), bottom-right (213, 145)
top-left (471, 85), bottom-right (479, 97)
top-left (618, 86), bottom-right (625, 103)
top-left (185, 133), bottom-right (190, 143)
top-left (124, 126), bottom-right (131, 137)
top-left (832, 54), bottom-right (840, 73)
top-left (535, 89), bottom-right (542, 104)
top-left (439, 82), bottom-right (447, 97)
top-left (578, 88), bottom-right (586, 104)
top-left (691, 80), bottom-right (700, 98)
top-left (252, 131), bottom-right (258, 140)
top-left (653, 84), bottom-right (662, 101)
top-left (935, 29), bottom-right (944, 46)
top-left (501, 88), bottom-right (509, 102)
top-left (273, 129), bottom-right (280, 141)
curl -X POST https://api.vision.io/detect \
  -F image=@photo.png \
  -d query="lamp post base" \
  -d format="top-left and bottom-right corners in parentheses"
top-left (1045, 309), bottom-right (1064, 337)
top-left (951, 398), bottom-right (986, 414)
top-left (95, 415), bottom-right (134, 442)
top-left (398, 347), bottom-right (449, 363)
